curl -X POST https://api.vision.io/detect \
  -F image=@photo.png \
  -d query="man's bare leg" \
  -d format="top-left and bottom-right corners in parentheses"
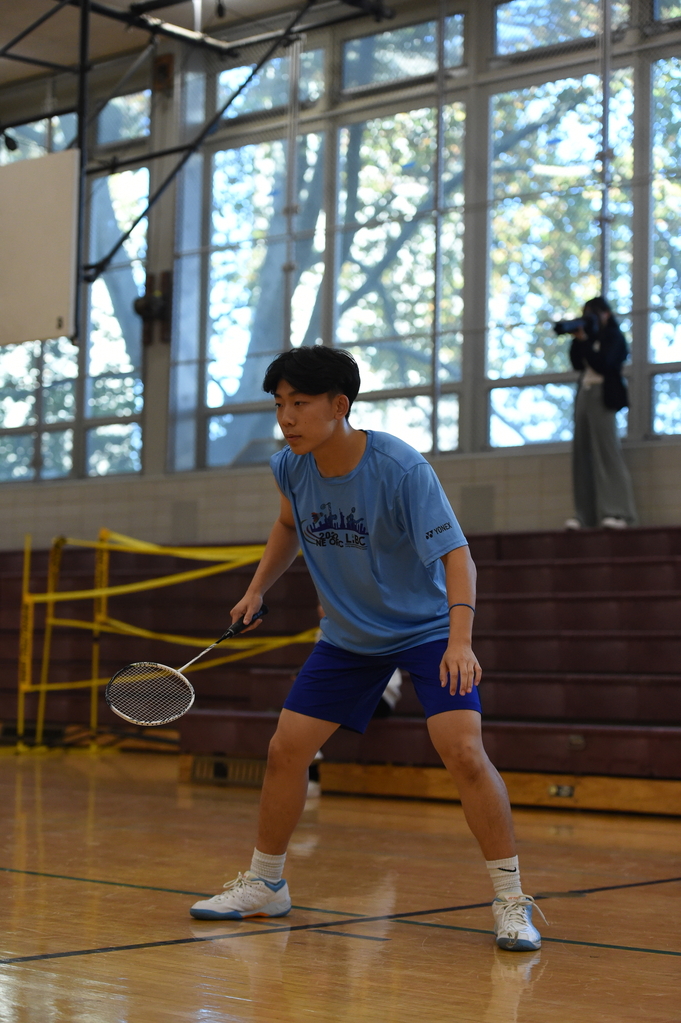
top-left (427, 709), bottom-right (516, 860)
top-left (256, 709), bottom-right (340, 855)
top-left (189, 710), bottom-right (338, 919)
top-left (428, 711), bottom-right (544, 950)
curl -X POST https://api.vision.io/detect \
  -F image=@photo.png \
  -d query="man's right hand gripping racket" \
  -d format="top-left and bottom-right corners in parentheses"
top-left (105, 606), bottom-right (268, 727)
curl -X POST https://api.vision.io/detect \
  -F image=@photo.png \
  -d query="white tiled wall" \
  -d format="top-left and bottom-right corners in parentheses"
top-left (1, 442), bottom-right (679, 551)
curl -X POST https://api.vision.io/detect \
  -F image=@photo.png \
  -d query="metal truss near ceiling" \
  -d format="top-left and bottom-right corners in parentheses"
top-left (0, 0), bottom-right (394, 340)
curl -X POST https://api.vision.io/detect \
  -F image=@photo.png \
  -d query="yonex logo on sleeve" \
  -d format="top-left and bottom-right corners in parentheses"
top-left (425, 522), bottom-right (452, 539)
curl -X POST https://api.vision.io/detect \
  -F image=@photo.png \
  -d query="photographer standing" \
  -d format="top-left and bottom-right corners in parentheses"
top-left (559, 296), bottom-right (637, 529)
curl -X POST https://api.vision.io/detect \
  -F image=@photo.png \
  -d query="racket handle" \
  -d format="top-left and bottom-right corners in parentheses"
top-left (178, 606), bottom-right (271, 674)
top-left (220, 604), bottom-right (269, 640)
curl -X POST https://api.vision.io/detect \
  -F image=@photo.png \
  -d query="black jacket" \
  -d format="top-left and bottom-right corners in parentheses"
top-left (569, 319), bottom-right (629, 411)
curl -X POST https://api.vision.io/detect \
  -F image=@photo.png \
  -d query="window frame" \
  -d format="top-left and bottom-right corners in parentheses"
top-left (3, 1), bottom-right (681, 485)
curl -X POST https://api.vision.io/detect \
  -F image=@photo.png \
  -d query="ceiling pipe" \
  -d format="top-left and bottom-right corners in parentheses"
top-left (52, 0), bottom-right (241, 55)
top-left (129, 0), bottom-right (189, 13)
top-left (0, 51), bottom-right (77, 74)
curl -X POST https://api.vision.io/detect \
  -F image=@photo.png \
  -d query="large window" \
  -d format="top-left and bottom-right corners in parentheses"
top-left (656, 2), bottom-right (681, 22)
top-left (86, 167), bottom-right (148, 475)
top-left (487, 68), bottom-right (634, 445)
top-left (489, 383), bottom-right (576, 448)
top-left (342, 17), bottom-right (464, 89)
top-left (97, 89), bottom-right (151, 146)
top-left (218, 51), bottom-right (325, 116)
top-left (3, 1), bottom-right (681, 484)
top-left (166, 4), bottom-right (681, 467)
top-left (171, 23), bottom-right (467, 469)
top-left (171, 123), bottom-right (326, 468)
top-left (490, 70), bottom-right (634, 368)
top-left (494, 0), bottom-right (629, 55)
top-left (0, 112), bottom-right (77, 165)
top-left (335, 102), bottom-right (464, 448)
top-left (650, 56), bottom-right (681, 435)
top-left (650, 57), bottom-right (681, 365)
top-left (0, 338), bottom-right (78, 481)
top-left (0, 94), bottom-right (148, 480)
top-left (0, 118), bottom-right (79, 478)
top-left (208, 132), bottom-right (325, 465)
top-left (653, 373), bottom-right (681, 434)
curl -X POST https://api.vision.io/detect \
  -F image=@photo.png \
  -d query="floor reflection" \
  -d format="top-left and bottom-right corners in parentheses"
top-left (483, 949), bottom-right (544, 1023)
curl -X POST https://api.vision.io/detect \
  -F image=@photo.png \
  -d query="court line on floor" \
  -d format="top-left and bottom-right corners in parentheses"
top-left (396, 919), bottom-right (681, 958)
top-left (0, 867), bottom-right (214, 898)
top-left (308, 930), bottom-right (389, 942)
top-left (1, 909), bottom-right (678, 967)
top-left (291, 904), bottom-right (364, 916)
top-left (0, 867), bottom-right (679, 967)
top-left (565, 876), bottom-right (681, 896)
top-left (0, 865), bottom-right (678, 928)
top-left (1, 866), bottom-right (678, 905)
top-left (0, 867), bottom-right (363, 914)
top-left (0, 915), bottom-right (413, 966)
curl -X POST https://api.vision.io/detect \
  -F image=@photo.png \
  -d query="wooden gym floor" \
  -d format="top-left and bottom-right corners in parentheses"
top-left (0, 752), bottom-right (679, 1023)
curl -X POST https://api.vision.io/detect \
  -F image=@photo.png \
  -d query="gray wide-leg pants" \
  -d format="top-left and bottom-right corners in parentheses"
top-left (572, 384), bottom-right (637, 527)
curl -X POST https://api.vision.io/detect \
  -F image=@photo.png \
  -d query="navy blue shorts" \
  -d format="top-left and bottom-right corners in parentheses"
top-left (283, 639), bottom-right (482, 734)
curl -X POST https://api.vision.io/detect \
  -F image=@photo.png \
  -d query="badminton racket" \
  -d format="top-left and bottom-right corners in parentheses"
top-left (105, 605), bottom-right (269, 727)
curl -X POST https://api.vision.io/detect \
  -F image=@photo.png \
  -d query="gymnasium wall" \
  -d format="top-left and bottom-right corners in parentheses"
top-left (3, 440), bottom-right (680, 550)
top-left (2, 2), bottom-right (681, 552)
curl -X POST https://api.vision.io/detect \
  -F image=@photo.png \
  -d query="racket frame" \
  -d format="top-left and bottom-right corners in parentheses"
top-left (105, 605), bottom-right (269, 727)
top-left (105, 661), bottom-right (195, 727)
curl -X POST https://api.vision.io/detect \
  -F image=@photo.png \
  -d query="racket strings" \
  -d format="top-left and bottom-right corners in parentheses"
top-left (106, 662), bottom-right (194, 726)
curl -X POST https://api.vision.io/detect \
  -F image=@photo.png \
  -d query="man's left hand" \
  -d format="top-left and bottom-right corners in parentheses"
top-left (439, 642), bottom-right (482, 696)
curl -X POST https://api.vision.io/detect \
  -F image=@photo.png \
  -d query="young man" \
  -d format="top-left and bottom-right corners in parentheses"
top-left (190, 346), bottom-right (543, 952)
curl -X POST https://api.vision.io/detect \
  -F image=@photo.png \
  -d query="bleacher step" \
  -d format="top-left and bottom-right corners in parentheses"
top-left (318, 764), bottom-right (681, 816)
top-left (179, 708), bottom-right (681, 780)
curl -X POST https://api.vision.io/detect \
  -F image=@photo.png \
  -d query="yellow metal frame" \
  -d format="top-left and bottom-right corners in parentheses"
top-left (17, 529), bottom-right (317, 750)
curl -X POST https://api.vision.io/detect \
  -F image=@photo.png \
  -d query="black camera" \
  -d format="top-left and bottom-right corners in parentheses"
top-left (553, 312), bottom-right (598, 336)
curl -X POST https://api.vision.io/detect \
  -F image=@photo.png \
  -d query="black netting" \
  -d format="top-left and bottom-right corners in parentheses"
top-left (106, 662), bottom-right (195, 726)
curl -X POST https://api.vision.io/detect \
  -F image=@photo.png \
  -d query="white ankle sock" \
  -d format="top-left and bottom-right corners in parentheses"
top-left (250, 848), bottom-right (286, 883)
top-left (486, 855), bottom-right (523, 897)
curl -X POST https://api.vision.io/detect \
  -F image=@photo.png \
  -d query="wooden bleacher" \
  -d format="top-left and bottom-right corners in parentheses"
top-left (1, 528), bottom-right (680, 796)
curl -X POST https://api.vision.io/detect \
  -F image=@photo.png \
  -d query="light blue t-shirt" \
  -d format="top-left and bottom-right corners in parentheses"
top-left (270, 430), bottom-right (468, 655)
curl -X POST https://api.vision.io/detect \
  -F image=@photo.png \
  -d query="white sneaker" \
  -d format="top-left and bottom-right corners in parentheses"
top-left (564, 517), bottom-right (582, 530)
top-left (601, 516), bottom-right (627, 529)
top-left (308, 752), bottom-right (322, 797)
top-left (190, 871), bottom-right (291, 920)
top-left (382, 668), bottom-right (403, 711)
top-left (492, 894), bottom-right (545, 951)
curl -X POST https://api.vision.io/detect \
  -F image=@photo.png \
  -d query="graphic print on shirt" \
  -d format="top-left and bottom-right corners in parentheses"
top-left (302, 503), bottom-right (368, 550)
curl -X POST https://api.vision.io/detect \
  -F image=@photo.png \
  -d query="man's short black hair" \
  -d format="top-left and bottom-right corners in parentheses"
top-left (262, 346), bottom-right (361, 419)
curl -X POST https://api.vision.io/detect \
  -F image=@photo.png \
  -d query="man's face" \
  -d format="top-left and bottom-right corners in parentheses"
top-left (273, 378), bottom-right (343, 454)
